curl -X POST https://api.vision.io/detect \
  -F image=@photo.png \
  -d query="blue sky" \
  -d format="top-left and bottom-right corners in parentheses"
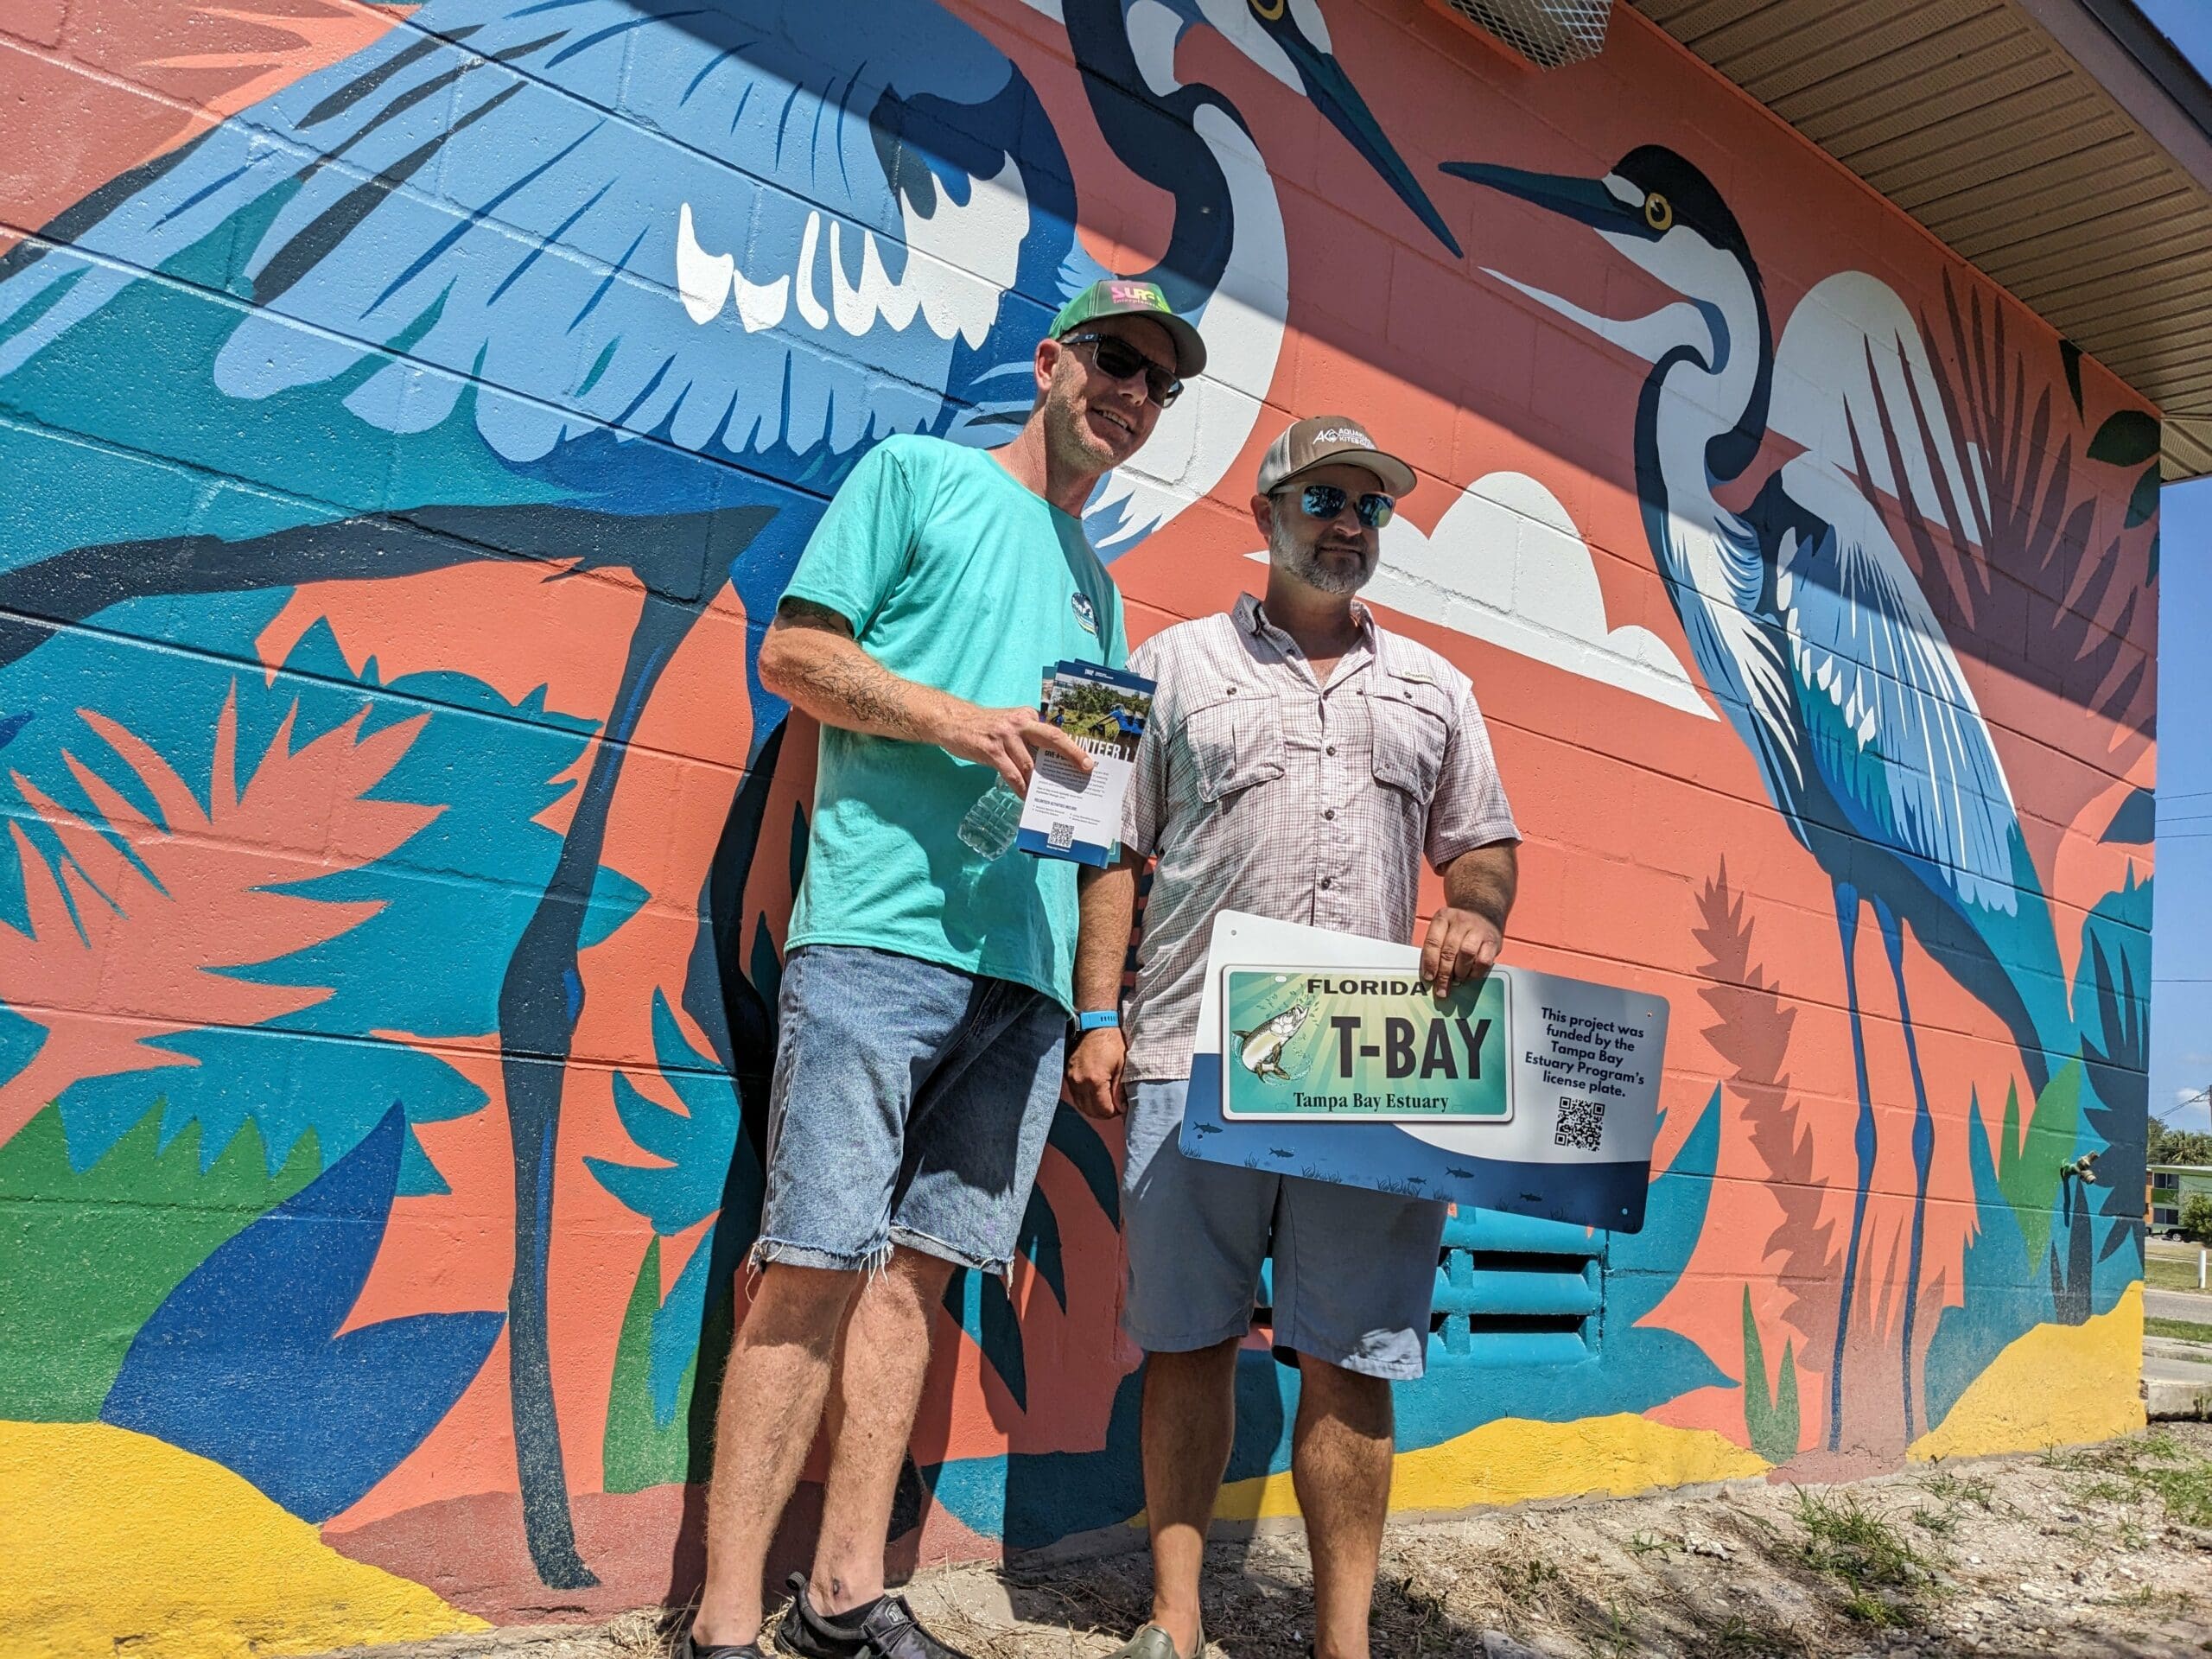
top-left (2151, 483), bottom-right (2210, 1131)
top-left (2133, 0), bottom-right (2211, 1132)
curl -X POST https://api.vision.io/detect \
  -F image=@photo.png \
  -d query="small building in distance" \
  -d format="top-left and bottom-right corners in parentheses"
top-left (2150, 1166), bottom-right (2212, 1235)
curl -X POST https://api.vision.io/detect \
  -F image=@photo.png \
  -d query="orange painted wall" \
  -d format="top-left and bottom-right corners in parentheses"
top-left (0, 0), bottom-right (2156, 1645)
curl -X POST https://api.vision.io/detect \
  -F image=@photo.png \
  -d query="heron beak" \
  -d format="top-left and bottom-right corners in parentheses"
top-left (1435, 162), bottom-right (1685, 365)
top-left (1281, 35), bottom-right (1463, 258)
top-left (1438, 162), bottom-right (1635, 234)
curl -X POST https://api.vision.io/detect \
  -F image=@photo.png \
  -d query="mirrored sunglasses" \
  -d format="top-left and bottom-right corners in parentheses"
top-left (1061, 332), bottom-right (1183, 407)
top-left (1287, 482), bottom-right (1395, 528)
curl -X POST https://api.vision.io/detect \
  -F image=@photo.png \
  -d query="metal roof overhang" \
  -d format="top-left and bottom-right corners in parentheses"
top-left (1626, 0), bottom-right (2212, 480)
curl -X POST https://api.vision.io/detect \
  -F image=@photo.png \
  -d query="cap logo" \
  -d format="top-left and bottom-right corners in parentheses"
top-left (1108, 281), bottom-right (1168, 310)
top-left (1313, 426), bottom-right (1372, 446)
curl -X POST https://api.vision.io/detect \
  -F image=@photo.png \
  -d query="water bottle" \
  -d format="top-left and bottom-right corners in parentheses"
top-left (958, 779), bottom-right (1026, 860)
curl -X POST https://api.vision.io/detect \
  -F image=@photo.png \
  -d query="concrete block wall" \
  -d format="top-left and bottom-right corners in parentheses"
top-left (0, 0), bottom-right (2157, 1649)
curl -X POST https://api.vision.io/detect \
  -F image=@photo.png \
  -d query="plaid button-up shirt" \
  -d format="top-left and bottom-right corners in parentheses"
top-left (1120, 592), bottom-right (1520, 1082)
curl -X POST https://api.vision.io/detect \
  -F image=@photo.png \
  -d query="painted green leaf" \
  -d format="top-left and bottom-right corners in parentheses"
top-left (1740, 1286), bottom-right (1800, 1464)
top-left (2148, 531), bottom-right (2160, 584)
top-left (605, 1239), bottom-right (688, 1492)
top-left (2087, 409), bottom-right (2160, 467)
top-left (2059, 340), bottom-right (2084, 417)
top-left (602, 1237), bottom-right (734, 1494)
top-left (1995, 1062), bottom-right (2083, 1269)
top-left (2126, 462), bottom-right (2160, 529)
top-left (0, 1103), bottom-right (318, 1420)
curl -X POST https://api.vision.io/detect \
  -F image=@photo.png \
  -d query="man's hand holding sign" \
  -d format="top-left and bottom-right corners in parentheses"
top-left (1419, 841), bottom-right (1516, 999)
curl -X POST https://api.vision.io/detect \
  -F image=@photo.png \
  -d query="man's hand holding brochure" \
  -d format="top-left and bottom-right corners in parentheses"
top-left (1014, 659), bottom-right (1155, 866)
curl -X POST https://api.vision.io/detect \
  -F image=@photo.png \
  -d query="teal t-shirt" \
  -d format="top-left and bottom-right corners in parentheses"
top-left (781, 435), bottom-right (1128, 1011)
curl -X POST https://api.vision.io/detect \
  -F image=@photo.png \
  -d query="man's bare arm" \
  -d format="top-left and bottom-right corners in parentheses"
top-left (1072, 857), bottom-right (1141, 1010)
top-left (1065, 855), bottom-right (1142, 1120)
top-left (758, 598), bottom-right (1090, 791)
top-left (757, 599), bottom-right (953, 741)
top-left (1445, 841), bottom-right (1516, 931)
top-left (1421, 841), bottom-right (1518, 996)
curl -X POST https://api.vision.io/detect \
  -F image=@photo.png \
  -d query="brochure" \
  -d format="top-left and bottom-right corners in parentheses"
top-left (1014, 659), bottom-right (1155, 867)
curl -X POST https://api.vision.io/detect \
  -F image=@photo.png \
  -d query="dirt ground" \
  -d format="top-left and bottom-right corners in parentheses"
top-left (323, 1423), bottom-right (2212, 1659)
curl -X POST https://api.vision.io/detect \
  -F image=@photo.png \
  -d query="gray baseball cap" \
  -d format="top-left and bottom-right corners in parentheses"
top-left (1255, 415), bottom-right (1417, 498)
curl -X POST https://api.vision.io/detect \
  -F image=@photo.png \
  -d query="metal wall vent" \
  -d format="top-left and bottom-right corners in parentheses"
top-left (1429, 1206), bottom-right (1605, 1364)
top-left (1428, 0), bottom-right (1612, 68)
top-left (1252, 1205), bottom-right (1604, 1365)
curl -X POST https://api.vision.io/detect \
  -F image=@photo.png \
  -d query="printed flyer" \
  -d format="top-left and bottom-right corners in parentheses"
top-left (1014, 659), bottom-right (1155, 866)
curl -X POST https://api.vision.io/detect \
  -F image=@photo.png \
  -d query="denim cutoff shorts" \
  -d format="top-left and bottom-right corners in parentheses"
top-left (1121, 1077), bottom-right (1450, 1380)
top-left (752, 944), bottom-right (1067, 1278)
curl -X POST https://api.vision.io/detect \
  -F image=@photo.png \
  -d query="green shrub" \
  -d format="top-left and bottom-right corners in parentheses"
top-left (2181, 1192), bottom-right (2212, 1244)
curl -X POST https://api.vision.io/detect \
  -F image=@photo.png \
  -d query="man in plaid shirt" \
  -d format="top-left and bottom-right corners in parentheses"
top-left (1066, 416), bottom-right (1520, 1659)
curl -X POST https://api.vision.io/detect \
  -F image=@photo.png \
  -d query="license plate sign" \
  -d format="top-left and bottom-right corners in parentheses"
top-left (1219, 968), bottom-right (1511, 1122)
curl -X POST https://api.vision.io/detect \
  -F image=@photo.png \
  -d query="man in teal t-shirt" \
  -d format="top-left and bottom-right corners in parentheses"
top-left (778, 430), bottom-right (1128, 1004)
top-left (683, 281), bottom-right (1205, 1659)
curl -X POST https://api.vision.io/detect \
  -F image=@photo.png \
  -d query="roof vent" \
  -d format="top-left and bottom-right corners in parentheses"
top-left (1429, 0), bottom-right (1612, 68)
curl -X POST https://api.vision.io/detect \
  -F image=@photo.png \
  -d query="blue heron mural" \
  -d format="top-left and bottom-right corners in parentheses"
top-left (0, 0), bottom-right (2158, 1645)
top-left (0, 0), bottom-right (1459, 1593)
top-left (1440, 145), bottom-right (2128, 1447)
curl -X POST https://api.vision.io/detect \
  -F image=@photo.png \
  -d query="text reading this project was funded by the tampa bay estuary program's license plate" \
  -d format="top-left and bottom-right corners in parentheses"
top-left (1221, 969), bottom-right (1510, 1121)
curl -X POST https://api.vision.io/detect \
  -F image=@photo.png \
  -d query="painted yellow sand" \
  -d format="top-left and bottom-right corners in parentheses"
top-left (1910, 1284), bottom-right (2146, 1462)
top-left (0, 1420), bottom-right (486, 1659)
top-left (1212, 1412), bottom-right (1769, 1522)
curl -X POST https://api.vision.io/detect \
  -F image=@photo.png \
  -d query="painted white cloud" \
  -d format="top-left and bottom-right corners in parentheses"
top-left (1253, 471), bottom-right (1713, 718)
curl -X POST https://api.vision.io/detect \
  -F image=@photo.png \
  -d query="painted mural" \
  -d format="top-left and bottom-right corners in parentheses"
top-left (0, 0), bottom-right (2158, 1650)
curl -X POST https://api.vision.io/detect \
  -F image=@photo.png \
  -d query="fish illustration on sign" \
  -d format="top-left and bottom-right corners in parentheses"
top-left (1234, 1001), bottom-right (1314, 1084)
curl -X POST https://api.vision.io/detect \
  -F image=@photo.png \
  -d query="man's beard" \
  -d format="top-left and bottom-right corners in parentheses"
top-left (1272, 519), bottom-right (1372, 595)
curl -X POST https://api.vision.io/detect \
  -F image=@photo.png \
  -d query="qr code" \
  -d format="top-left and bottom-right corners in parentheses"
top-left (1047, 821), bottom-right (1076, 850)
top-left (1554, 1099), bottom-right (1605, 1152)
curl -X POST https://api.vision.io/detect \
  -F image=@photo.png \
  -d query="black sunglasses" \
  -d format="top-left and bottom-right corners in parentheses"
top-left (1061, 332), bottom-right (1183, 408)
top-left (1282, 482), bottom-right (1395, 529)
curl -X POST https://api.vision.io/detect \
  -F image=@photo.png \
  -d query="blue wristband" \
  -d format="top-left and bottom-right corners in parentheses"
top-left (1075, 1009), bottom-right (1120, 1032)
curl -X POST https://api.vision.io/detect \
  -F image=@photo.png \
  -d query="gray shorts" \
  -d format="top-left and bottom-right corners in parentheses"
top-left (753, 944), bottom-right (1065, 1278)
top-left (1120, 1077), bottom-right (1449, 1380)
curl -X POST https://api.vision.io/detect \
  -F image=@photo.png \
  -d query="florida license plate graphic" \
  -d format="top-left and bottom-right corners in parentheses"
top-left (1220, 968), bottom-right (1512, 1122)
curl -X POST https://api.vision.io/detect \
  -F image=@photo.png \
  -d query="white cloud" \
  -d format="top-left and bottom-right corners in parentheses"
top-left (1257, 471), bottom-right (1711, 718)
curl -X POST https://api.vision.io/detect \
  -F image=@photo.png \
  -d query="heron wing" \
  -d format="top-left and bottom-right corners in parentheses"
top-left (1770, 271), bottom-right (1986, 542)
top-left (1775, 453), bottom-right (2022, 918)
top-left (0, 0), bottom-right (1072, 486)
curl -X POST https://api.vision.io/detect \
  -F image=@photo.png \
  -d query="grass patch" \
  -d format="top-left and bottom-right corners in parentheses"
top-left (2147, 1315), bottom-right (2212, 1344)
top-left (2079, 1476), bottom-right (2138, 1504)
top-left (1702, 1612), bottom-right (1808, 1656)
top-left (1792, 1491), bottom-right (1933, 1627)
top-left (2097, 1585), bottom-right (2196, 1613)
top-left (1919, 1466), bottom-right (1995, 1510)
top-left (1910, 1506), bottom-right (1957, 1536)
top-left (1839, 1589), bottom-right (1906, 1628)
top-left (1570, 1597), bottom-right (1642, 1657)
top-left (2143, 1251), bottom-right (2209, 1294)
top-left (2052, 1431), bottom-right (2212, 1529)
top-left (2143, 1458), bottom-right (2212, 1529)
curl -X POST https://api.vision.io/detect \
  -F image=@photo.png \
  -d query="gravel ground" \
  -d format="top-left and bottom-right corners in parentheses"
top-left (319, 1423), bottom-right (2212, 1659)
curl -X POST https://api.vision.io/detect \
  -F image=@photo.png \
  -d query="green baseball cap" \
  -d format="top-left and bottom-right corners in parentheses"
top-left (1048, 278), bottom-right (1206, 378)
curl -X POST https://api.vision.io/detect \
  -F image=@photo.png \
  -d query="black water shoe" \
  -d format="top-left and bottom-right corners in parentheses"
top-left (772, 1573), bottom-right (975, 1659)
top-left (672, 1624), bottom-right (768, 1659)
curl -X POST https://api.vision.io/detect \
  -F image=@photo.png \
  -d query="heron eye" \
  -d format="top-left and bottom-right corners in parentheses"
top-left (1644, 193), bottom-right (1673, 232)
top-left (1250, 0), bottom-right (1286, 18)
